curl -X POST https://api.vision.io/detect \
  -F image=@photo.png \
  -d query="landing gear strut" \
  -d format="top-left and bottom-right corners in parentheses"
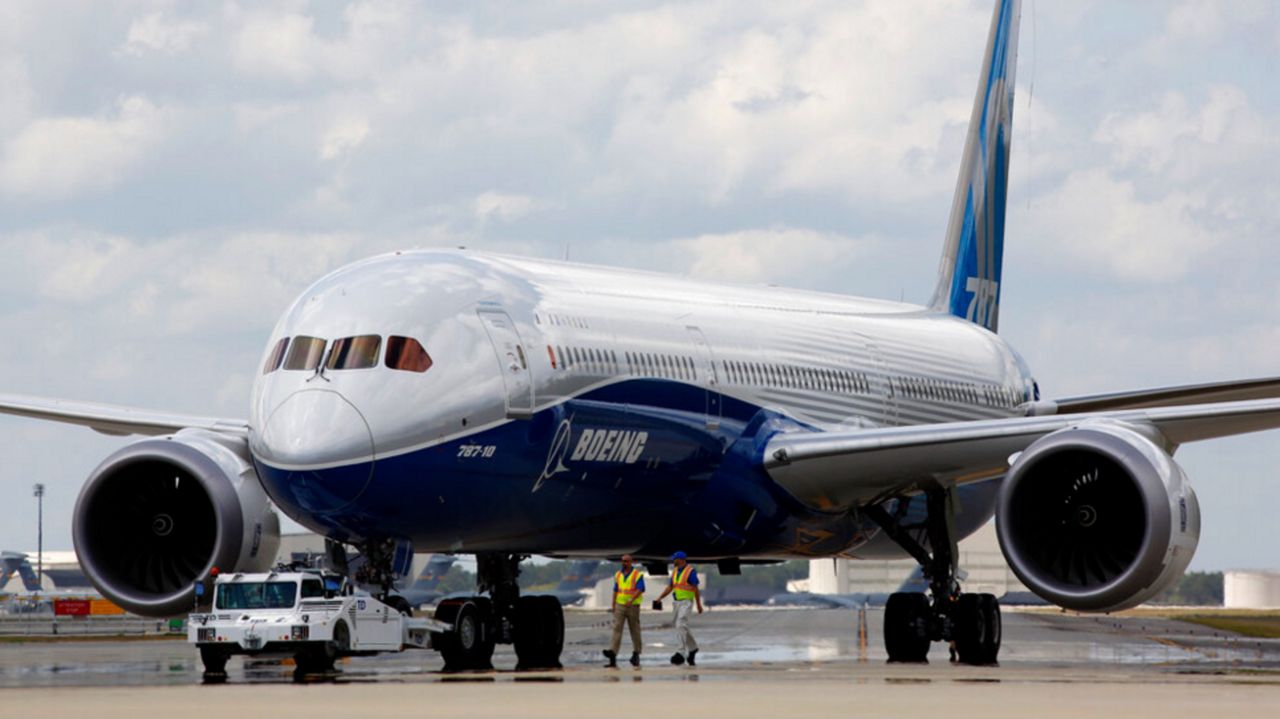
top-left (864, 485), bottom-right (1001, 665)
top-left (341, 538), bottom-right (416, 615)
top-left (432, 553), bottom-right (564, 671)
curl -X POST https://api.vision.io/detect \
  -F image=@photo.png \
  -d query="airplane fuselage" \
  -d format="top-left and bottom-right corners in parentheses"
top-left (249, 250), bottom-right (1036, 561)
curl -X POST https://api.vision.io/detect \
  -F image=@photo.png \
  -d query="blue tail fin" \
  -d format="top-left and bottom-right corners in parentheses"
top-left (556, 560), bottom-right (602, 591)
top-left (929, 0), bottom-right (1021, 333)
top-left (1, 553), bottom-right (42, 592)
top-left (896, 566), bottom-right (929, 594)
top-left (0, 553), bottom-right (19, 590)
top-left (409, 555), bottom-right (456, 591)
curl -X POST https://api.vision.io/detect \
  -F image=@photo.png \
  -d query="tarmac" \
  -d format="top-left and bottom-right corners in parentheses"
top-left (4, 606), bottom-right (1280, 717)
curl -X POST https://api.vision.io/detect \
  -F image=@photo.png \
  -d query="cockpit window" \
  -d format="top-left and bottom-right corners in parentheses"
top-left (283, 336), bottom-right (327, 371)
top-left (262, 338), bottom-right (289, 374)
top-left (327, 335), bottom-right (381, 370)
top-left (386, 336), bottom-right (433, 373)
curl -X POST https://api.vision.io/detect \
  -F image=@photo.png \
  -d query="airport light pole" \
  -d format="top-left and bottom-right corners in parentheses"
top-left (33, 483), bottom-right (44, 594)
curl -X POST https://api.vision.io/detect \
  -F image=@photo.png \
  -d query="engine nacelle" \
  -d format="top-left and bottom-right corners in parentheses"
top-left (72, 430), bottom-right (280, 616)
top-left (995, 422), bottom-right (1200, 613)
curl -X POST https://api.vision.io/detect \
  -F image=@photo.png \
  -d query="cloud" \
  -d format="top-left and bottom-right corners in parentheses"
top-left (1094, 86), bottom-right (1274, 181)
top-left (596, 2), bottom-right (989, 205)
top-left (1028, 168), bottom-right (1220, 282)
top-left (0, 96), bottom-right (170, 200)
top-left (231, 11), bottom-right (319, 82)
top-left (473, 192), bottom-right (540, 221)
top-left (1160, 0), bottom-right (1269, 47)
top-left (320, 116), bottom-right (370, 160)
top-left (582, 226), bottom-right (881, 292)
top-left (670, 227), bottom-right (873, 284)
top-left (0, 228), bottom-right (406, 335)
top-left (119, 13), bottom-right (206, 56)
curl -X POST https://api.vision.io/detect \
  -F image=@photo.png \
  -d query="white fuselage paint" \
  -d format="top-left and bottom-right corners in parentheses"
top-left (250, 250), bottom-right (1035, 479)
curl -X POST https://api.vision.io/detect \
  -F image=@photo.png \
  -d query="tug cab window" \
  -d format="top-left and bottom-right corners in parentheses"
top-left (385, 336), bottom-right (433, 373)
top-left (283, 336), bottom-right (327, 371)
top-left (262, 337), bottom-right (289, 374)
top-left (215, 581), bottom-right (298, 610)
top-left (327, 335), bottom-right (381, 370)
top-left (301, 578), bottom-right (325, 599)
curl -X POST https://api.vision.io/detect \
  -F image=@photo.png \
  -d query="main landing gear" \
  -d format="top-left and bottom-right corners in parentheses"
top-left (864, 485), bottom-right (1001, 665)
top-left (346, 542), bottom-right (565, 672)
top-left (432, 553), bottom-right (564, 672)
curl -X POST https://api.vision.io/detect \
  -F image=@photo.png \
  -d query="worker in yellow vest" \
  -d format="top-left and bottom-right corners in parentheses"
top-left (655, 551), bottom-right (703, 666)
top-left (603, 554), bottom-right (645, 668)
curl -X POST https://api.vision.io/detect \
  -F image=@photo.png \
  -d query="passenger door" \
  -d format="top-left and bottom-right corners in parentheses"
top-left (477, 308), bottom-right (535, 419)
top-left (687, 326), bottom-right (721, 430)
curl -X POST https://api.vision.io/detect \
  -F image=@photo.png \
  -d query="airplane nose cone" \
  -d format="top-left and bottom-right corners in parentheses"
top-left (255, 389), bottom-right (375, 513)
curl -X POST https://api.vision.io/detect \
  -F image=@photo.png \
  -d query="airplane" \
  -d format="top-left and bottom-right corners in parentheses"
top-left (396, 554), bottom-right (458, 608)
top-left (0, 552), bottom-right (104, 614)
top-left (767, 566), bottom-right (929, 609)
top-left (4, 0), bottom-right (1280, 670)
top-left (0, 552), bottom-right (42, 594)
top-left (544, 560), bottom-right (603, 606)
top-left (0, 551), bottom-right (92, 593)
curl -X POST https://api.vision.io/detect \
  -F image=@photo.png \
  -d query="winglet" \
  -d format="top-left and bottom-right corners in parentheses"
top-left (929, 0), bottom-right (1021, 333)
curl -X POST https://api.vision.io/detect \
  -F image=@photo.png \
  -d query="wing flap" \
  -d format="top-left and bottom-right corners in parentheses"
top-left (0, 393), bottom-right (248, 437)
top-left (764, 398), bottom-right (1280, 509)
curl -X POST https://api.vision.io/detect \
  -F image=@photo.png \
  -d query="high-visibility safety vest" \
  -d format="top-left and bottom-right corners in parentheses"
top-left (672, 565), bottom-right (696, 601)
top-left (615, 569), bottom-right (643, 606)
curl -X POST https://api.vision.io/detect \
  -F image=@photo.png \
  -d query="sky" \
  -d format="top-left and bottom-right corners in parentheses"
top-left (0, 0), bottom-right (1277, 572)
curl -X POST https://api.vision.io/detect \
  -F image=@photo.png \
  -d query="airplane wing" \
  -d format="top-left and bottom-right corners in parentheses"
top-left (0, 393), bottom-right (248, 438)
top-left (1050, 376), bottom-right (1280, 414)
top-left (763, 398), bottom-right (1280, 509)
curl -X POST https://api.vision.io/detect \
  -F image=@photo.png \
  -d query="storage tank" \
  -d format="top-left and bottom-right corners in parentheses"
top-left (1224, 571), bottom-right (1280, 609)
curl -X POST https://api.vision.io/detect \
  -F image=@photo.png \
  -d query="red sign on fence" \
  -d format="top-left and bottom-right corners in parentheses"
top-left (54, 599), bottom-right (91, 616)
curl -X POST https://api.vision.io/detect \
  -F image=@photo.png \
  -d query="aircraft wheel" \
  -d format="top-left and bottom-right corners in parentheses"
top-left (514, 595), bottom-right (564, 670)
top-left (953, 593), bottom-right (1000, 665)
top-left (884, 592), bottom-right (931, 663)
top-left (435, 598), bottom-right (495, 671)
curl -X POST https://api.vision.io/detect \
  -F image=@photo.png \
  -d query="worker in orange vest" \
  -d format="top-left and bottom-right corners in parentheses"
top-left (655, 551), bottom-right (703, 666)
top-left (603, 554), bottom-right (645, 668)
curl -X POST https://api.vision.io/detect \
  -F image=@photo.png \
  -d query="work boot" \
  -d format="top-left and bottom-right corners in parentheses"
top-left (630, 652), bottom-right (641, 667)
top-left (670, 652), bottom-right (685, 666)
top-left (603, 649), bottom-right (617, 668)
top-left (687, 649), bottom-right (698, 667)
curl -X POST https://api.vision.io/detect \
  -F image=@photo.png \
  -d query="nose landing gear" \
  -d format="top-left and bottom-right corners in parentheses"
top-left (865, 485), bottom-right (1002, 665)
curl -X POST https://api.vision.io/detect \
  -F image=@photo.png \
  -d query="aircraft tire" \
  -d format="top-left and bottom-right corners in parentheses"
top-left (514, 595), bottom-right (564, 670)
top-left (953, 593), bottom-right (1000, 665)
top-left (884, 592), bottom-right (931, 663)
top-left (973, 593), bottom-right (1001, 664)
top-left (435, 598), bottom-right (495, 671)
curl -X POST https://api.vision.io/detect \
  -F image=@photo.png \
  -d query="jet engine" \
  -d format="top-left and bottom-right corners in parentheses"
top-left (72, 430), bottom-right (280, 616)
top-left (995, 422), bottom-right (1199, 613)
